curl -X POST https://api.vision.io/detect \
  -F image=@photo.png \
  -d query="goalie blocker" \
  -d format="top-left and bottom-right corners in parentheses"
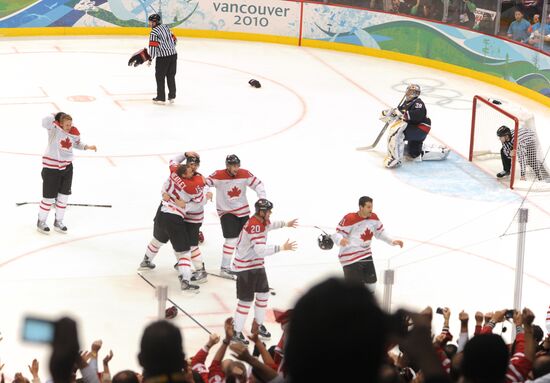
top-left (383, 84), bottom-right (449, 168)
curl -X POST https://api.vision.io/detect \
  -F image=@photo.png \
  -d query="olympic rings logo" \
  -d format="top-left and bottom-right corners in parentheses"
top-left (392, 78), bottom-right (471, 110)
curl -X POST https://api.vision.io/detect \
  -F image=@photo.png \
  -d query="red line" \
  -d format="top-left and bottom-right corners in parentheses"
top-left (0, 227), bottom-right (150, 269)
top-left (304, 48), bottom-right (388, 106)
top-left (0, 55), bottom-right (307, 159)
top-left (113, 100), bottom-right (125, 110)
top-left (395, 236), bottom-right (550, 288)
top-left (99, 85), bottom-right (112, 96)
top-left (212, 292), bottom-right (232, 312)
top-left (106, 156), bottom-right (116, 167)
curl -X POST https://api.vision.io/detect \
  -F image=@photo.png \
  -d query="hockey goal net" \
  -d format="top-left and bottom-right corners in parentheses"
top-left (469, 96), bottom-right (550, 191)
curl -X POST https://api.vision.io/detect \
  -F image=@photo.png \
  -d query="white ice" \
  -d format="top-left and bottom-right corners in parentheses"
top-left (0, 36), bottom-right (549, 375)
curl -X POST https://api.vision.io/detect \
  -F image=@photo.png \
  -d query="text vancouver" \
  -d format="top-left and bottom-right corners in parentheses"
top-left (213, 2), bottom-right (291, 17)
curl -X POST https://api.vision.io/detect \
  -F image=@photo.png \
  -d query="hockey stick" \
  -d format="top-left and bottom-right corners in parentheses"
top-left (137, 272), bottom-right (212, 334)
top-left (16, 202), bottom-right (112, 208)
top-left (314, 225), bottom-right (329, 235)
top-left (357, 94), bottom-right (407, 151)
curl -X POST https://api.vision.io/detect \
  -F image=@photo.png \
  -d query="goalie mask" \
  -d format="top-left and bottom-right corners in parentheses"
top-left (318, 234), bottom-right (334, 250)
top-left (405, 84), bottom-right (421, 101)
top-left (496, 125), bottom-right (512, 137)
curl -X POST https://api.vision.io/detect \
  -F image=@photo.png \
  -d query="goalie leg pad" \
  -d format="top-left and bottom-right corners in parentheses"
top-left (385, 120), bottom-right (406, 168)
top-left (421, 144), bottom-right (451, 161)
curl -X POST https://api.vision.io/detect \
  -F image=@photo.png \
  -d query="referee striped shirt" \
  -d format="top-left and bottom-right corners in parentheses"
top-left (502, 128), bottom-right (539, 176)
top-left (148, 24), bottom-right (177, 59)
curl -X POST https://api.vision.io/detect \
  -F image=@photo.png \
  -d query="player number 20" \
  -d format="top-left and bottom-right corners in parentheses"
top-left (234, 15), bottom-right (269, 27)
top-left (250, 225), bottom-right (261, 233)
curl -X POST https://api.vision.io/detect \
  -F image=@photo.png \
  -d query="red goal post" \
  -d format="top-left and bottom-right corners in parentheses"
top-left (469, 95), bottom-right (520, 189)
top-left (470, 96), bottom-right (550, 191)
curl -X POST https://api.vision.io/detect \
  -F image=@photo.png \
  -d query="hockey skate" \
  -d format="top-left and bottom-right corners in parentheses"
top-left (257, 324), bottom-right (271, 339)
top-left (54, 220), bottom-right (68, 234)
top-left (191, 267), bottom-right (208, 284)
top-left (179, 275), bottom-right (200, 293)
top-left (37, 220), bottom-right (50, 235)
top-left (232, 331), bottom-right (250, 345)
top-left (497, 170), bottom-right (510, 178)
top-left (219, 267), bottom-right (237, 281)
top-left (168, 98), bottom-right (175, 104)
top-left (139, 256), bottom-right (156, 270)
top-left (152, 98), bottom-right (165, 105)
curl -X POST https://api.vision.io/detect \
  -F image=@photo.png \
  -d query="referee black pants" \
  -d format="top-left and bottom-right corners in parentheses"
top-left (155, 54), bottom-right (177, 101)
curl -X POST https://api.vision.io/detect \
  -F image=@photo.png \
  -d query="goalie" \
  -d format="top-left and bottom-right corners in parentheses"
top-left (384, 84), bottom-right (449, 168)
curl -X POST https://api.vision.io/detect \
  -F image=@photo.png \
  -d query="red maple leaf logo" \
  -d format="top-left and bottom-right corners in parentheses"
top-left (60, 137), bottom-right (72, 149)
top-left (227, 186), bottom-right (241, 198)
top-left (360, 228), bottom-right (373, 242)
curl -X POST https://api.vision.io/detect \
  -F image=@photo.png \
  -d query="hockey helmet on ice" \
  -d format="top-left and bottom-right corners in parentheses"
top-left (249, 79), bottom-right (261, 88)
top-left (318, 234), bottom-right (334, 250)
top-left (405, 84), bottom-right (421, 101)
top-left (226, 154), bottom-right (241, 166)
top-left (255, 198), bottom-right (273, 213)
top-left (496, 125), bottom-right (512, 137)
top-left (165, 306), bottom-right (178, 319)
top-left (148, 13), bottom-right (161, 24)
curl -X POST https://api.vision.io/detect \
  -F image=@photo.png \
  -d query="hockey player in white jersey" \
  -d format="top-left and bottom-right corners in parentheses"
top-left (206, 154), bottom-right (266, 279)
top-left (231, 198), bottom-right (297, 344)
top-left (330, 196), bottom-right (403, 291)
top-left (167, 152), bottom-right (211, 283)
top-left (384, 84), bottom-right (449, 168)
top-left (37, 112), bottom-right (97, 234)
top-left (139, 164), bottom-right (201, 293)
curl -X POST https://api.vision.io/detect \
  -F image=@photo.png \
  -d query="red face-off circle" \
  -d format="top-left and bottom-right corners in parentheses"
top-left (67, 95), bottom-right (96, 102)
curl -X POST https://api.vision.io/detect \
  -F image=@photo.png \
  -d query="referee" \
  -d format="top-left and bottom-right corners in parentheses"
top-left (147, 14), bottom-right (177, 104)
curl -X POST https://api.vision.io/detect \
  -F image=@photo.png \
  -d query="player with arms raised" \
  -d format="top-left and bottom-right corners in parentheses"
top-left (231, 198), bottom-right (297, 344)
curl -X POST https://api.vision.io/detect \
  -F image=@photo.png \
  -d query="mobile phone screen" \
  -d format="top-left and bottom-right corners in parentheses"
top-left (23, 317), bottom-right (55, 343)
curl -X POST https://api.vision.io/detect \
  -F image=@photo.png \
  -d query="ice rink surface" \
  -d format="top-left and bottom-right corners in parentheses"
top-left (0, 36), bottom-right (549, 374)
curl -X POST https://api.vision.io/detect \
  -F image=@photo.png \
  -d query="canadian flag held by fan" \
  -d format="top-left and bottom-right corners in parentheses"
top-left (128, 48), bottom-right (151, 67)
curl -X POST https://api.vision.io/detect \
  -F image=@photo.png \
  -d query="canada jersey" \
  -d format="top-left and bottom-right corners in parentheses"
top-left (206, 168), bottom-right (266, 217)
top-left (331, 212), bottom-right (394, 266)
top-left (41, 115), bottom-right (86, 170)
top-left (232, 216), bottom-right (285, 272)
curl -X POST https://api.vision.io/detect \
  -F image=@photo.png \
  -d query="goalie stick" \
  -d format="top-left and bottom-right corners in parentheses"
top-left (357, 94), bottom-right (406, 151)
top-left (16, 202), bottom-right (112, 208)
